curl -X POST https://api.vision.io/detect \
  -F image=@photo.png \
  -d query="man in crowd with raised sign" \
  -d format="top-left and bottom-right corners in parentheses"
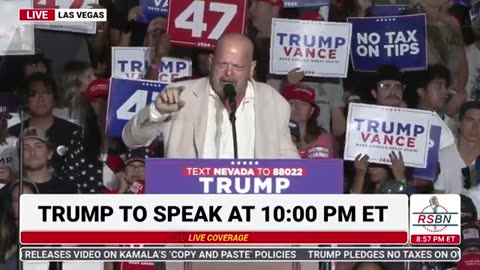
top-left (122, 33), bottom-right (299, 159)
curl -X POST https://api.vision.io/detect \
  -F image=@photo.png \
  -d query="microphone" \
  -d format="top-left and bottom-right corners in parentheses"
top-left (429, 196), bottom-right (439, 231)
top-left (429, 196), bottom-right (439, 213)
top-left (222, 84), bottom-right (238, 159)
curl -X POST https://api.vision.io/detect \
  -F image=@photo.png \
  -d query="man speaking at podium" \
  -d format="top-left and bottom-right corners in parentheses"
top-left (122, 33), bottom-right (299, 159)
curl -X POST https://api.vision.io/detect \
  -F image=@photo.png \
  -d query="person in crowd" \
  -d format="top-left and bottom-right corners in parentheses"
top-left (268, 15), bottom-right (346, 137)
top-left (104, 147), bottom-right (150, 194)
top-left (57, 61), bottom-right (97, 124)
top-left (466, 13), bottom-right (480, 101)
top-left (249, 0), bottom-right (283, 83)
top-left (461, 194), bottom-right (478, 225)
top-left (413, 0), bottom-right (468, 117)
top-left (123, 33), bottom-right (299, 159)
top-left (63, 78), bottom-right (125, 193)
top-left (0, 180), bottom-right (38, 269)
top-left (349, 65), bottom-right (408, 195)
top-left (351, 152), bottom-right (407, 194)
top-left (283, 83), bottom-right (336, 159)
top-left (20, 127), bottom-right (78, 194)
top-left (8, 73), bottom-right (81, 174)
top-left (371, 65), bottom-right (405, 108)
top-left (460, 222), bottom-right (480, 255)
top-left (405, 64), bottom-right (457, 133)
top-left (0, 104), bottom-right (17, 190)
top-left (331, 0), bottom-right (374, 22)
top-left (103, 147), bottom-right (151, 270)
top-left (436, 101), bottom-right (480, 194)
top-left (21, 53), bottom-right (50, 79)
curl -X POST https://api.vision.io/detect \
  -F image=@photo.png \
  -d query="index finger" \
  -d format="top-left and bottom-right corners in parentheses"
top-left (288, 67), bottom-right (301, 74)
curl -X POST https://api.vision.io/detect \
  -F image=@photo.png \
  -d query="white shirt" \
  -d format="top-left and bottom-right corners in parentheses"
top-left (435, 144), bottom-right (473, 194)
top-left (466, 42), bottom-right (480, 100)
top-left (202, 82), bottom-right (255, 159)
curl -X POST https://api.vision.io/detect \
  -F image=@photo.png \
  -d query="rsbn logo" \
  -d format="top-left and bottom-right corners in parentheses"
top-left (412, 196), bottom-right (459, 233)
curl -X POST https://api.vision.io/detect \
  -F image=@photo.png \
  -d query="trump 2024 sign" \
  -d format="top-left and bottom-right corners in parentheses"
top-left (106, 78), bottom-right (167, 137)
top-left (167, 0), bottom-right (248, 49)
top-left (344, 103), bottom-right (434, 168)
top-left (270, 19), bottom-right (352, 78)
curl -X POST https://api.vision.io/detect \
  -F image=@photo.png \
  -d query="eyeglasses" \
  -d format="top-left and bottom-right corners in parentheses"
top-left (462, 167), bottom-right (472, 189)
top-left (126, 164), bottom-right (145, 171)
top-left (377, 83), bottom-right (405, 91)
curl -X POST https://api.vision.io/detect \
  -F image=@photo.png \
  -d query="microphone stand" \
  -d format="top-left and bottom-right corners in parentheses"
top-left (229, 110), bottom-right (238, 160)
top-left (227, 94), bottom-right (238, 160)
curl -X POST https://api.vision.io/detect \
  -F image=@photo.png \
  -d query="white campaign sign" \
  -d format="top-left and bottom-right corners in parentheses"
top-left (111, 47), bottom-right (153, 79)
top-left (33, 0), bottom-right (98, 34)
top-left (270, 19), bottom-right (351, 78)
top-left (111, 47), bottom-right (192, 83)
top-left (0, 0), bottom-right (35, 55)
top-left (344, 103), bottom-right (434, 168)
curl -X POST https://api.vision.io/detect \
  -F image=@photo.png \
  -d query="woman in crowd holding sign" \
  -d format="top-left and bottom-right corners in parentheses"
top-left (350, 152), bottom-right (407, 194)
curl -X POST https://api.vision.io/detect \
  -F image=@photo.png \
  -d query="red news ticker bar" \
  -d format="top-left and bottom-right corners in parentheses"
top-left (410, 234), bottom-right (460, 245)
top-left (21, 231), bottom-right (407, 244)
top-left (19, 9), bottom-right (55, 21)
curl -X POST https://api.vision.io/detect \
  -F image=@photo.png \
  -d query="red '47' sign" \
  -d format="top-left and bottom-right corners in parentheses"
top-left (33, 0), bottom-right (87, 8)
top-left (167, 0), bottom-right (248, 49)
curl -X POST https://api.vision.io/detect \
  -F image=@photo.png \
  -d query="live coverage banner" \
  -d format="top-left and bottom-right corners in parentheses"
top-left (167, 0), bottom-right (248, 49)
top-left (106, 78), bottom-right (167, 137)
top-left (344, 103), bottom-right (434, 168)
top-left (270, 19), bottom-right (352, 78)
top-left (1, 0), bottom-right (35, 56)
top-left (33, 0), bottom-right (98, 34)
top-left (138, 0), bottom-right (168, 24)
top-left (19, 194), bottom-right (409, 244)
top-left (347, 14), bottom-right (427, 72)
top-left (111, 46), bottom-right (192, 82)
top-left (145, 159), bottom-right (343, 194)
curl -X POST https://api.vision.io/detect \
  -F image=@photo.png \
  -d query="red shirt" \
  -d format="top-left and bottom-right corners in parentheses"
top-left (299, 133), bottom-right (336, 159)
top-left (102, 180), bottom-right (145, 194)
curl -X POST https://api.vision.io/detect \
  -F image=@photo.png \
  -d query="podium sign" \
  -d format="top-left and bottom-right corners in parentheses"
top-left (145, 159), bottom-right (344, 194)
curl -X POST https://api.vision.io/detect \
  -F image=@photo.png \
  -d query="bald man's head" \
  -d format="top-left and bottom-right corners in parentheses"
top-left (214, 33), bottom-right (255, 62)
top-left (208, 33), bottom-right (256, 98)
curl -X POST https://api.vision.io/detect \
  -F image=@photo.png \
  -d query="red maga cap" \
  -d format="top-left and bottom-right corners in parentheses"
top-left (283, 83), bottom-right (320, 118)
top-left (86, 78), bottom-right (110, 103)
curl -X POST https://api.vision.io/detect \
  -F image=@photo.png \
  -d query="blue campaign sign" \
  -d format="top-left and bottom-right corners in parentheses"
top-left (347, 14), bottom-right (427, 72)
top-left (371, 5), bottom-right (408, 16)
top-left (138, 0), bottom-right (168, 24)
top-left (284, 0), bottom-right (329, 8)
top-left (411, 125), bottom-right (441, 182)
top-left (106, 78), bottom-right (167, 137)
